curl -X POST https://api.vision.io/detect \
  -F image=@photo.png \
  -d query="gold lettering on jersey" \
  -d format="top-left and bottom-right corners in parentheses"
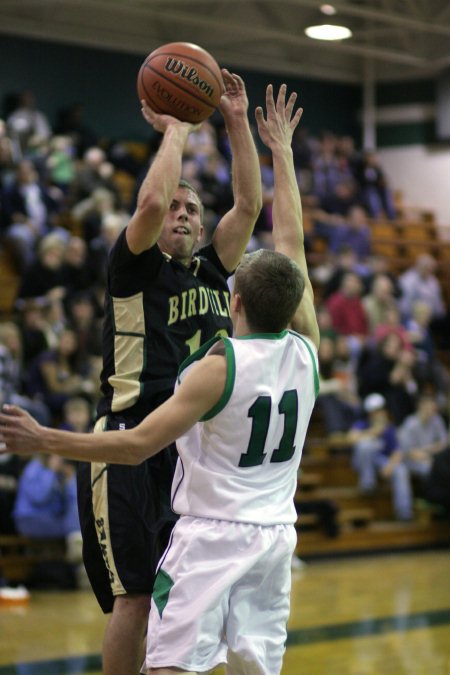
top-left (198, 287), bottom-right (208, 315)
top-left (213, 289), bottom-right (229, 317)
top-left (167, 286), bottom-right (230, 326)
top-left (180, 290), bottom-right (188, 321)
top-left (187, 288), bottom-right (197, 317)
top-left (168, 296), bottom-right (179, 325)
top-left (206, 288), bottom-right (219, 313)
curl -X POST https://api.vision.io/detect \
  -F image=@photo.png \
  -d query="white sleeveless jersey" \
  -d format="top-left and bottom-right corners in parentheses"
top-left (171, 330), bottom-right (319, 525)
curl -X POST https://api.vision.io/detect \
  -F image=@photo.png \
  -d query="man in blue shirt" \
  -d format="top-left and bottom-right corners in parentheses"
top-left (349, 393), bottom-right (413, 520)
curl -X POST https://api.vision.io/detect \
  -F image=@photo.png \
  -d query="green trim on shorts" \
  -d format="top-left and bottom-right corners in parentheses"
top-left (152, 568), bottom-right (174, 618)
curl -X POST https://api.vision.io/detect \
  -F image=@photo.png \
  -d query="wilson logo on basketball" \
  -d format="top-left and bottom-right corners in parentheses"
top-left (164, 58), bottom-right (215, 98)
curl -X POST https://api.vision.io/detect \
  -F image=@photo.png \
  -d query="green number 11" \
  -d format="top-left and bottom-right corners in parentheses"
top-left (238, 390), bottom-right (298, 467)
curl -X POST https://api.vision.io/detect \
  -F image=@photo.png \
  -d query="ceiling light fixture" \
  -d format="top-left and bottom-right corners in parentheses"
top-left (320, 4), bottom-right (337, 15)
top-left (305, 24), bottom-right (352, 41)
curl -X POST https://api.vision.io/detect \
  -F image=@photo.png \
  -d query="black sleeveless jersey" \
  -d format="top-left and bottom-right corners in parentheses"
top-left (96, 229), bottom-right (233, 421)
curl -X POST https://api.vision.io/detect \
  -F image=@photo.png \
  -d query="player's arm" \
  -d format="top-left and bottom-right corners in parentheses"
top-left (126, 102), bottom-right (200, 254)
top-left (256, 84), bottom-right (319, 349)
top-left (0, 355), bottom-right (227, 465)
top-left (211, 70), bottom-right (262, 272)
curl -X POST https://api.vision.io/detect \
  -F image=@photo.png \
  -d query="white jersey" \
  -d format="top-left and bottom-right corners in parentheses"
top-left (171, 330), bottom-right (319, 525)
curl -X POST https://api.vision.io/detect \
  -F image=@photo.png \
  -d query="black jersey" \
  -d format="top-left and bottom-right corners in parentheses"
top-left (96, 229), bottom-right (233, 421)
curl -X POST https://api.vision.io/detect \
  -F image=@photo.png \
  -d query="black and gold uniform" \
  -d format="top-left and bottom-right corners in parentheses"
top-left (77, 229), bottom-right (232, 612)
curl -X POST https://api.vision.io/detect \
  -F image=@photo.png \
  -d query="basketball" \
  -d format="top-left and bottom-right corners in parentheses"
top-left (137, 42), bottom-right (223, 123)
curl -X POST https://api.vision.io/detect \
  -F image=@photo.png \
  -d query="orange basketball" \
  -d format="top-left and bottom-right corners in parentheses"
top-left (137, 42), bottom-right (223, 123)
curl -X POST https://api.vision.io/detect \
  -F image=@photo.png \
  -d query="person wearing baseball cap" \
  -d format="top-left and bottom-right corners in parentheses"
top-left (348, 392), bottom-right (414, 520)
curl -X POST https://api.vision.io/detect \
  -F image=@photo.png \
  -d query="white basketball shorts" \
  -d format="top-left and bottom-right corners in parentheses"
top-left (142, 515), bottom-right (296, 674)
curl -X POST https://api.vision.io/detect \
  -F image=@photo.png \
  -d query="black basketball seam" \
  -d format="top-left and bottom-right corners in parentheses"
top-left (139, 68), bottom-right (165, 114)
top-left (143, 63), bottom-right (217, 111)
top-left (146, 50), bottom-right (222, 92)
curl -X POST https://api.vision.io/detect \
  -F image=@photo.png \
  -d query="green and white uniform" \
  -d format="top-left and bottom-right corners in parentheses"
top-left (144, 331), bottom-right (319, 674)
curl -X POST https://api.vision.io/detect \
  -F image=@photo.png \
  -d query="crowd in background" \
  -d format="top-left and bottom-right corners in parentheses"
top-left (0, 89), bottom-right (449, 556)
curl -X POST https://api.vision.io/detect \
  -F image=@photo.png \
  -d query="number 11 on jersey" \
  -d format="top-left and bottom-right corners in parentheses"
top-left (239, 390), bottom-right (298, 467)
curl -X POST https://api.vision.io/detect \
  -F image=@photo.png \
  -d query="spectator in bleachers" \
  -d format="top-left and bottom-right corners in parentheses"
top-left (353, 150), bottom-right (396, 219)
top-left (372, 306), bottom-right (413, 352)
top-left (65, 291), bottom-right (103, 385)
top-left (183, 120), bottom-right (219, 168)
top-left (16, 298), bottom-right (52, 367)
top-left (18, 232), bottom-right (67, 301)
top-left (26, 327), bottom-right (97, 420)
top-left (322, 245), bottom-right (370, 299)
top-left (349, 393), bottom-right (414, 520)
top-left (59, 396), bottom-right (93, 434)
top-left (0, 321), bottom-right (51, 425)
top-left (312, 131), bottom-right (353, 202)
top-left (398, 394), bottom-right (447, 481)
top-left (0, 159), bottom-right (63, 271)
top-left (405, 301), bottom-right (449, 402)
top-left (362, 273), bottom-right (398, 336)
top-left (46, 135), bottom-right (77, 193)
top-left (318, 179), bottom-right (358, 217)
top-left (69, 146), bottom-right (118, 207)
top-left (317, 335), bottom-right (361, 435)
top-left (317, 304), bottom-right (337, 341)
top-left (357, 332), bottom-right (417, 425)
top-left (326, 271), bottom-right (369, 359)
top-left (399, 254), bottom-right (446, 322)
top-left (6, 90), bottom-right (52, 160)
top-left (71, 186), bottom-right (118, 242)
top-left (60, 235), bottom-right (95, 299)
top-left (336, 135), bottom-right (361, 178)
top-left (197, 151), bottom-right (233, 220)
top-left (13, 454), bottom-right (79, 538)
top-left (364, 254), bottom-right (401, 297)
top-left (328, 205), bottom-right (371, 259)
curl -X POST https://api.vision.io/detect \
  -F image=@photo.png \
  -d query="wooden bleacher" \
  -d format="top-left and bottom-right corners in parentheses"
top-left (0, 535), bottom-right (67, 583)
top-left (294, 407), bottom-right (450, 559)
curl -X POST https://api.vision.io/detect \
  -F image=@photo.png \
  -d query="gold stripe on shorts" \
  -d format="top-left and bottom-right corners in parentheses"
top-left (91, 416), bottom-right (125, 598)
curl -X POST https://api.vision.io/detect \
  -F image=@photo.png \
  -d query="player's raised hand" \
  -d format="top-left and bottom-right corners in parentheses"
top-left (255, 84), bottom-right (303, 150)
top-left (219, 69), bottom-right (249, 119)
top-left (140, 100), bottom-right (200, 134)
top-left (0, 404), bottom-right (44, 456)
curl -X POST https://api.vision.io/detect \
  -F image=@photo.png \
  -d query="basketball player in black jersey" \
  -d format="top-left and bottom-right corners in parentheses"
top-left (76, 69), bottom-right (262, 675)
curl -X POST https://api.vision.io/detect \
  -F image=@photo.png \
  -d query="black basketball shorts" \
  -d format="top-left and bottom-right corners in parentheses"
top-left (76, 413), bottom-right (179, 613)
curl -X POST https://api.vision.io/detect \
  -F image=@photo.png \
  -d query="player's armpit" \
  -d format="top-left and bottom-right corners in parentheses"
top-left (134, 354), bottom-right (227, 458)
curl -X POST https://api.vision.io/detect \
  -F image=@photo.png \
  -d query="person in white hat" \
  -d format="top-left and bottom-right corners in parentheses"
top-left (348, 393), bottom-right (414, 520)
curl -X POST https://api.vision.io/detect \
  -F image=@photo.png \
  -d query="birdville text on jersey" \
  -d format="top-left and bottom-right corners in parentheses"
top-left (167, 286), bottom-right (231, 325)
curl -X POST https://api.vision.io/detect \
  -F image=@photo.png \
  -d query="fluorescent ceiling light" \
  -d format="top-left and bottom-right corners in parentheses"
top-left (305, 24), bottom-right (352, 40)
